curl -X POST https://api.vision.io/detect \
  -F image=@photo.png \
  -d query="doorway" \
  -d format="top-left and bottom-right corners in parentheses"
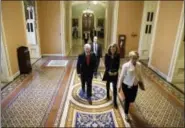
top-left (69, 1), bottom-right (106, 56)
top-left (139, 1), bottom-right (158, 63)
top-left (82, 13), bottom-right (94, 32)
top-left (23, 1), bottom-right (41, 64)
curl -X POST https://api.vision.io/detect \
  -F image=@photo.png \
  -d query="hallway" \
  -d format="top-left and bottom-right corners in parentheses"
top-left (1, 57), bottom-right (184, 127)
top-left (1, 1), bottom-right (184, 127)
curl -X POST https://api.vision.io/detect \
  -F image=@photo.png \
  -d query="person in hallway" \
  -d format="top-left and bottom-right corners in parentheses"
top-left (90, 36), bottom-right (102, 77)
top-left (118, 51), bottom-right (145, 121)
top-left (77, 44), bottom-right (97, 104)
top-left (102, 43), bottom-right (120, 109)
top-left (83, 31), bottom-right (89, 44)
top-left (90, 28), bottom-right (95, 42)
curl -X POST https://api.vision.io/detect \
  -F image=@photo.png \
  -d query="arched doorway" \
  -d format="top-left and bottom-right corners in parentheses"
top-left (82, 13), bottom-right (94, 32)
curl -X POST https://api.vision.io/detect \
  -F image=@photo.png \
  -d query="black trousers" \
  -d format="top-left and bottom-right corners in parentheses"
top-left (94, 57), bottom-right (100, 73)
top-left (84, 39), bottom-right (88, 44)
top-left (106, 80), bottom-right (117, 105)
top-left (122, 83), bottom-right (138, 114)
top-left (81, 76), bottom-right (92, 98)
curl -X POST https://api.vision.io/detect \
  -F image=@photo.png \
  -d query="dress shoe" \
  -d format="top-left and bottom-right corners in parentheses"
top-left (114, 103), bottom-right (118, 109)
top-left (125, 114), bottom-right (130, 122)
top-left (106, 96), bottom-right (110, 100)
top-left (87, 97), bottom-right (92, 105)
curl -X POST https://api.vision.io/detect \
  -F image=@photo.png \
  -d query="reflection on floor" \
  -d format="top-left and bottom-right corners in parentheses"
top-left (31, 58), bottom-right (39, 65)
top-left (1, 57), bottom-right (184, 127)
top-left (69, 38), bottom-right (105, 57)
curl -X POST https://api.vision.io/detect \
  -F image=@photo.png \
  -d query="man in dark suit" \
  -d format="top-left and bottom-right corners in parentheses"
top-left (77, 44), bottom-right (97, 104)
top-left (90, 28), bottom-right (95, 42)
top-left (83, 31), bottom-right (89, 44)
top-left (90, 36), bottom-right (102, 77)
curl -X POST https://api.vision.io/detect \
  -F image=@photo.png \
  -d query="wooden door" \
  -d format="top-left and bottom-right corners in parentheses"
top-left (82, 13), bottom-right (94, 32)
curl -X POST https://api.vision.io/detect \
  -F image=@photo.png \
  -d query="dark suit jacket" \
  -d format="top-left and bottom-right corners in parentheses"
top-left (90, 30), bottom-right (94, 39)
top-left (90, 43), bottom-right (102, 58)
top-left (103, 53), bottom-right (120, 81)
top-left (77, 52), bottom-right (97, 78)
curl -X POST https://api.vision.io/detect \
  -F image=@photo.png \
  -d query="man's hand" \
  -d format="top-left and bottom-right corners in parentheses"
top-left (113, 72), bottom-right (118, 76)
top-left (78, 74), bottom-right (81, 77)
top-left (108, 72), bottom-right (113, 76)
top-left (118, 87), bottom-right (121, 92)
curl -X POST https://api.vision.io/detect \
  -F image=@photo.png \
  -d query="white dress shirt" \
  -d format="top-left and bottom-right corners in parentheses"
top-left (93, 43), bottom-right (97, 55)
top-left (118, 60), bottom-right (143, 88)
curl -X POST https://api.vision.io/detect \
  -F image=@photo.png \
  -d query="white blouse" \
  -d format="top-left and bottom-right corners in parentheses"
top-left (118, 60), bottom-right (143, 88)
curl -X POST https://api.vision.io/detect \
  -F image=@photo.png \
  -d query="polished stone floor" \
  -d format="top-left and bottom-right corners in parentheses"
top-left (69, 38), bottom-right (105, 57)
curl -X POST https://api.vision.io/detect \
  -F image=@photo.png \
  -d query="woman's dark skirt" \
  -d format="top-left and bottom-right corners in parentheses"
top-left (122, 83), bottom-right (138, 102)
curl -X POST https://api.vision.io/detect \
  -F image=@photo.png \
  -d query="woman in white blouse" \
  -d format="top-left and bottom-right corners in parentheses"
top-left (118, 51), bottom-right (145, 121)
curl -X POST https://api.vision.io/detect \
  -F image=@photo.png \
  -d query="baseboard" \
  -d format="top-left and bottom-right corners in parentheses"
top-left (12, 71), bottom-right (20, 80)
top-left (172, 77), bottom-right (184, 83)
top-left (42, 54), bottom-right (64, 57)
top-left (149, 64), bottom-right (167, 80)
top-left (6, 71), bottom-right (20, 82)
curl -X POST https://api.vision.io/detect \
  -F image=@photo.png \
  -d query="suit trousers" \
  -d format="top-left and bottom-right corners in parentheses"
top-left (84, 39), bottom-right (88, 44)
top-left (81, 76), bottom-right (92, 98)
top-left (95, 57), bottom-right (100, 73)
top-left (106, 80), bottom-right (117, 105)
top-left (122, 83), bottom-right (138, 114)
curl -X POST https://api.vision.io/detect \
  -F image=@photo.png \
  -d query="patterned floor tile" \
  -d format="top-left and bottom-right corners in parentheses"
top-left (58, 71), bottom-right (128, 127)
top-left (1, 58), bottom-right (66, 127)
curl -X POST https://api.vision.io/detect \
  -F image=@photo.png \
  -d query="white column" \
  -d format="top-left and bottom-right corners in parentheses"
top-left (111, 1), bottom-right (119, 43)
top-left (60, 1), bottom-right (66, 56)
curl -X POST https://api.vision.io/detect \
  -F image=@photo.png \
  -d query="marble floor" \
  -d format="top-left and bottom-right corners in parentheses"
top-left (1, 56), bottom-right (184, 127)
top-left (69, 38), bottom-right (105, 57)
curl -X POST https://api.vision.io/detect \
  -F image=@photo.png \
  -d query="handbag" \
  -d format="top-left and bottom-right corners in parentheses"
top-left (138, 81), bottom-right (145, 90)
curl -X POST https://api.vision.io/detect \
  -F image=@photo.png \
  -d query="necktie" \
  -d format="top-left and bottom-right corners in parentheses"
top-left (86, 54), bottom-right (90, 65)
top-left (94, 43), bottom-right (97, 55)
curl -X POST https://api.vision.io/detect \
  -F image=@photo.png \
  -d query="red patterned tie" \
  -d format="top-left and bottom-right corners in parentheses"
top-left (86, 55), bottom-right (90, 65)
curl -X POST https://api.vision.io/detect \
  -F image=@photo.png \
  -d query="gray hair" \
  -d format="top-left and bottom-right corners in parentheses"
top-left (84, 43), bottom-right (91, 50)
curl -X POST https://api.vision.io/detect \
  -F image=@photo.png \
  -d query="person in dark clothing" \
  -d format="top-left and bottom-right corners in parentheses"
top-left (103, 43), bottom-right (120, 108)
top-left (90, 29), bottom-right (94, 42)
top-left (83, 31), bottom-right (89, 44)
top-left (90, 36), bottom-right (102, 77)
top-left (77, 44), bottom-right (97, 104)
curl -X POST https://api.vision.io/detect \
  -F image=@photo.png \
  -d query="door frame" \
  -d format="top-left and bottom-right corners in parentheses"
top-left (138, 1), bottom-right (160, 61)
top-left (60, 1), bottom-right (66, 56)
top-left (62, 1), bottom-right (118, 55)
top-left (22, 1), bottom-right (41, 59)
top-left (1, 18), bottom-right (12, 82)
top-left (167, 4), bottom-right (184, 82)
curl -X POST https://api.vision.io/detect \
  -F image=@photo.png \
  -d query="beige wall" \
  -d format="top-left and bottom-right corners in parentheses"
top-left (151, 1), bottom-right (183, 75)
top-left (117, 1), bottom-right (144, 55)
top-left (2, 1), bottom-right (27, 75)
top-left (37, 1), bottom-right (62, 54)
